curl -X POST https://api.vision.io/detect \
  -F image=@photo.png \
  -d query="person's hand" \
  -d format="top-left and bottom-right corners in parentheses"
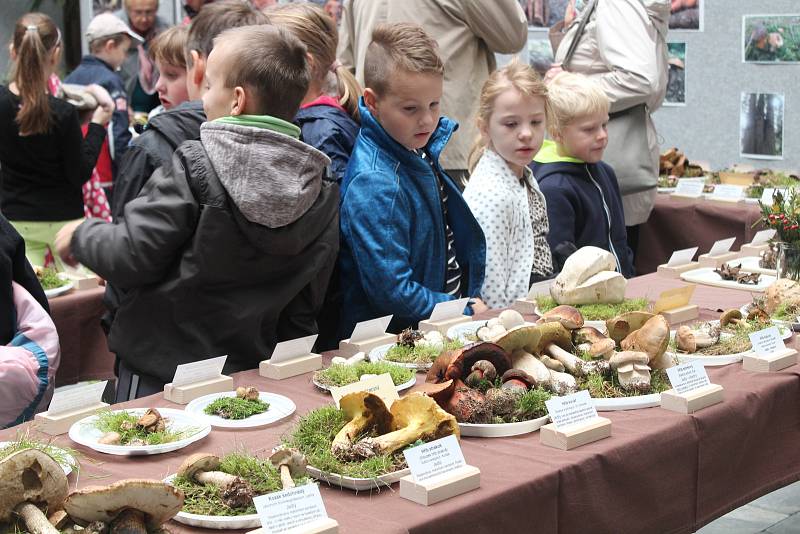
top-left (54, 220), bottom-right (83, 268)
top-left (544, 63), bottom-right (564, 84)
top-left (469, 298), bottom-right (490, 315)
top-left (86, 84), bottom-right (114, 125)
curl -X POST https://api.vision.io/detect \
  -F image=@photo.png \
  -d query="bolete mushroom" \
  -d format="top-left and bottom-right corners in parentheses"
top-left (501, 369), bottom-right (537, 393)
top-left (620, 315), bottom-right (673, 369)
top-left (720, 309), bottom-right (747, 329)
top-left (269, 448), bottom-right (307, 490)
top-left (331, 392), bottom-right (393, 457)
top-left (609, 351), bottom-right (652, 391)
top-left (674, 324), bottom-right (719, 354)
top-left (426, 342), bottom-right (511, 385)
top-left (0, 449), bottom-right (68, 534)
top-left (606, 311), bottom-right (655, 344)
top-left (573, 327), bottom-right (616, 360)
top-left (465, 360), bottom-right (497, 387)
top-left (532, 322), bottom-right (588, 376)
top-left (550, 246), bottom-right (626, 305)
top-left (64, 480), bottom-right (183, 534)
top-left (498, 309), bottom-right (525, 330)
top-left (442, 379), bottom-right (491, 423)
top-left (537, 305), bottom-right (585, 330)
top-left (235, 386), bottom-right (259, 401)
top-left (177, 453), bottom-right (254, 508)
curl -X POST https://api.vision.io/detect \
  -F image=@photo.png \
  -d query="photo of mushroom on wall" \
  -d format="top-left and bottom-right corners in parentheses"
top-left (740, 92), bottom-right (785, 160)
top-left (670, 0), bottom-right (702, 31)
top-left (665, 42), bottom-right (686, 106)
top-left (743, 15), bottom-right (800, 64)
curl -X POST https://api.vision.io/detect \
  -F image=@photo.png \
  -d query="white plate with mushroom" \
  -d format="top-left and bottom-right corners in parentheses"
top-left (668, 322), bottom-right (791, 366)
top-left (739, 303), bottom-right (794, 328)
top-left (679, 267), bottom-right (776, 292)
top-left (728, 256), bottom-right (778, 276)
top-left (185, 391), bottom-right (296, 429)
top-left (368, 343), bottom-right (435, 371)
top-left (458, 414), bottom-right (550, 437)
top-left (312, 371), bottom-right (417, 393)
top-left (164, 474), bottom-right (261, 529)
top-left (68, 408), bottom-right (211, 456)
top-left (593, 394), bottom-right (661, 411)
top-left (305, 465), bottom-right (410, 491)
top-left (0, 441), bottom-right (76, 476)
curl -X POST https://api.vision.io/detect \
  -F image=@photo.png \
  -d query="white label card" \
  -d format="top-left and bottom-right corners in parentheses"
top-left (674, 179), bottom-right (704, 197)
top-left (403, 434), bottom-right (466, 484)
top-left (527, 278), bottom-right (554, 299)
top-left (429, 298), bottom-right (470, 321)
top-left (253, 484), bottom-right (328, 534)
top-left (544, 390), bottom-right (598, 430)
top-left (270, 335), bottom-right (318, 364)
top-left (47, 380), bottom-right (107, 416)
top-left (171, 355), bottom-right (227, 387)
top-left (667, 247), bottom-right (698, 267)
top-left (750, 229), bottom-right (777, 246)
top-left (707, 237), bottom-right (736, 256)
top-left (349, 315), bottom-right (392, 343)
top-left (712, 184), bottom-right (745, 200)
top-left (749, 326), bottom-right (786, 358)
top-left (666, 361), bottom-right (711, 395)
top-left (330, 373), bottom-right (399, 409)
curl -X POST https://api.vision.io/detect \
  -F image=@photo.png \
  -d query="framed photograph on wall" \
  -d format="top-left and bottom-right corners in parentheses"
top-left (740, 92), bottom-right (785, 160)
top-left (664, 42), bottom-right (686, 106)
top-left (670, 0), bottom-right (702, 31)
top-left (743, 15), bottom-right (800, 64)
top-left (520, 0), bottom-right (570, 28)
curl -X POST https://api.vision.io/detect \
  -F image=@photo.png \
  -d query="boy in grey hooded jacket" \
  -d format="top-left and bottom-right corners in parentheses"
top-left (56, 25), bottom-right (339, 400)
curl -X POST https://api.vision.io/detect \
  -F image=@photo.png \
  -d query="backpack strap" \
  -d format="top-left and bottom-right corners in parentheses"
top-left (561, 0), bottom-right (598, 69)
top-left (174, 140), bottom-right (228, 208)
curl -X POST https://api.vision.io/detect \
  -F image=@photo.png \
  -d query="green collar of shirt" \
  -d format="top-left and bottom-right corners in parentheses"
top-left (213, 115), bottom-right (300, 139)
top-left (533, 139), bottom-right (585, 164)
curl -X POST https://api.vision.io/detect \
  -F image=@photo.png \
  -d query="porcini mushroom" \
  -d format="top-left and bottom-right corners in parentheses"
top-left (537, 305), bottom-right (585, 330)
top-left (425, 342), bottom-right (511, 385)
top-left (331, 392), bottom-right (393, 457)
top-left (720, 309), bottom-right (747, 329)
top-left (498, 309), bottom-right (525, 330)
top-left (674, 324), bottom-right (718, 354)
top-left (605, 311), bottom-right (655, 344)
top-left (0, 449), bottom-right (68, 534)
top-left (609, 351), bottom-right (652, 391)
top-left (550, 246), bottom-right (626, 305)
top-left (269, 447), bottom-right (307, 490)
top-left (533, 322), bottom-right (587, 376)
top-left (501, 369), bottom-right (537, 393)
top-left (64, 480), bottom-right (183, 533)
top-left (465, 360), bottom-right (497, 387)
top-left (177, 453), bottom-right (254, 508)
top-left (620, 315), bottom-right (673, 369)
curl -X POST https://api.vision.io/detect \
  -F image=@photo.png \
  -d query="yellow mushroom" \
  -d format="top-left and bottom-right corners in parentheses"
top-left (331, 392), bottom-right (393, 458)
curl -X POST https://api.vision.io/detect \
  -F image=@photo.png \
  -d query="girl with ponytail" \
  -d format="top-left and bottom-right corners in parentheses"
top-left (0, 13), bottom-right (112, 269)
top-left (268, 2), bottom-right (362, 184)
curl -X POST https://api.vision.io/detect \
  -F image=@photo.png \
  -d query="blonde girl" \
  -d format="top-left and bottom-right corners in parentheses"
top-left (268, 2), bottom-right (362, 183)
top-left (463, 59), bottom-right (554, 309)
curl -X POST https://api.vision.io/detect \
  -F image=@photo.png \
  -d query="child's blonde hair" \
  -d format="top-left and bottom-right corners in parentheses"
top-left (268, 2), bottom-right (362, 122)
top-left (149, 25), bottom-right (188, 69)
top-left (364, 23), bottom-right (443, 96)
top-left (546, 71), bottom-right (610, 138)
top-left (468, 58), bottom-right (551, 173)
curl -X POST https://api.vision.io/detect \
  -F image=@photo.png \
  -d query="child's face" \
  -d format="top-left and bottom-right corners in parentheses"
top-left (106, 36), bottom-right (132, 70)
top-left (154, 60), bottom-right (189, 110)
top-left (202, 44), bottom-right (238, 121)
top-left (556, 111), bottom-right (609, 163)
top-left (364, 70), bottom-right (443, 151)
top-left (483, 88), bottom-right (547, 177)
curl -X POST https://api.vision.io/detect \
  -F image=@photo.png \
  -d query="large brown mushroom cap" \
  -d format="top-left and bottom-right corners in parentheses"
top-left (269, 448), bottom-right (308, 478)
top-left (492, 325), bottom-right (541, 354)
top-left (720, 309), bottom-right (743, 327)
top-left (64, 479), bottom-right (184, 529)
top-left (620, 315), bottom-right (670, 365)
top-left (538, 305), bottom-right (584, 330)
top-left (532, 321), bottom-right (573, 355)
top-left (606, 311), bottom-right (655, 344)
top-left (0, 449), bottom-right (68, 522)
top-left (675, 325), bottom-right (697, 353)
top-left (177, 453), bottom-right (221, 482)
top-left (427, 342), bottom-right (512, 383)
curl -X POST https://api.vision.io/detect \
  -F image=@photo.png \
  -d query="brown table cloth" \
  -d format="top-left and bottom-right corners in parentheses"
top-left (4, 274), bottom-right (799, 534)
top-left (636, 194), bottom-right (765, 275)
top-left (49, 287), bottom-right (115, 387)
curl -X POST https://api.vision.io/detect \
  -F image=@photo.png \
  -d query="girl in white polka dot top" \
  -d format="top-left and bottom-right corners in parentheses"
top-left (463, 59), bottom-right (554, 309)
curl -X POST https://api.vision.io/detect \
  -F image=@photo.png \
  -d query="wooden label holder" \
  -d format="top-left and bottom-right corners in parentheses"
top-left (660, 383), bottom-right (724, 414)
top-left (743, 347), bottom-right (798, 373)
top-left (656, 262), bottom-right (699, 278)
top-left (247, 517), bottom-right (339, 534)
top-left (740, 243), bottom-right (770, 257)
top-left (539, 416), bottom-right (612, 450)
top-left (660, 304), bottom-right (699, 325)
top-left (399, 464), bottom-right (481, 506)
top-left (338, 333), bottom-right (396, 358)
top-left (33, 402), bottom-right (109, 436)
top-left (697, 251), bottom-right (739, 268)
top-left (260, 353), bottom-right (322, 380)
top-left (706, 197), bottom-right (744, 206)
top-left (63, 272), bottom-right (99, 291)
top-left (418, 315), bottom-right (471, 335)
top-left (163, 375), bottom-right (234, 404)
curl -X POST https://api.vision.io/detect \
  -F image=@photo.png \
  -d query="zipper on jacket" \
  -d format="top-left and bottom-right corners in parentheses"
top-left (585, 165), bottom-right (623, 273)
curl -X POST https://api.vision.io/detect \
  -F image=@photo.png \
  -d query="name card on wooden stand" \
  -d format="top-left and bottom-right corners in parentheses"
top-left (709, 184), bottom-right (745, 204)
top-left (399, 435), bottom-right (480, 506)
top-left (249, 484), bottom-right (338, 534)
top-left (657, 247), bottom-right (699, 278)
top-left (338, 315), bottom-right (395, 357)
top-left (330, 373), bottom-right (399, 409)
top-left (513, 279), bottom-right (553, 315)
top-left (34, 381), bottom-right (108, 435)
top-left (698, 237), bottom-right (739, 268)
top-left (62, 271), bottom-right (99, 291)
top-left (163, 356), bottom-right (233, 404)
top-left (661, 362), bottom-right (723, 413)
top-left (653, 285), bottom-right (698, 324)
top-left (418, 298), bottom-right (470, 334)
top-left (739, 229), bottom-right (777, 257)
top-left (671, 178), bottom-right (704, 199)
top-left (261, 335), bottom-right (321, 380)
top-left (540, 391), bottom-right (611, 450)
top-left (743, 326), bottom-right (798, 373)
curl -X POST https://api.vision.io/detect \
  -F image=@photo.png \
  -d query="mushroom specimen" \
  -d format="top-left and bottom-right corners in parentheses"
top-left (177, 453), bottom-right (254, 508)
top-left (331, 392), bottom-right (393, 458)
top-left (0, 449), bottom-right (68, 534)
top-left (720, 309), bottom-right (747, 329)
top-left (537, 305), bottom-right (585, 330)
top-left (674, 324), bottom-right (719, 354)
top-left (64, 479), bottom-right (183, 533)
top-left (620, 315), bottom-right (674, 370)
top-left (532, 322), bottom-right (590, 376)
top-left (464, 360), bottom-right (497, 387)
top-left (550, 246), bottom-right (626, 305)
top-left (269, 448), bottom-right (307, 490)
top-left (765, 279), bottom-right (800, 314)
top-left (235, 386), bottom-right (259, 401)
top-left (605, 311), bottom-right (656, 344)
top-left (609, 351), bottom-right (652, 391)
top-left (330, 352), bottom-right (366, 366)
top-left (501, 369), bottom-right (537, 393)
top-left (498, 309), bottom-right (525, 330)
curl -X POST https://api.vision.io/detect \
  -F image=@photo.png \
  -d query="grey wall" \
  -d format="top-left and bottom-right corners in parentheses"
top-left (0, 0), bottom-right (65, 80)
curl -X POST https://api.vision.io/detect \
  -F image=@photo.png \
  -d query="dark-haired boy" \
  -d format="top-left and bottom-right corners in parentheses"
top-left (56, 25), bottom-right (339, 401)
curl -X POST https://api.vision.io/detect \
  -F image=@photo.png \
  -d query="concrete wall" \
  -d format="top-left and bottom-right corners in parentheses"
top-left (0, 0), bottom-right (66, 81)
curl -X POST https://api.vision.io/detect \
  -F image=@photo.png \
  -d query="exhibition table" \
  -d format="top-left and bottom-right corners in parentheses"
top-left (4, 274), bottom-right (798, 534)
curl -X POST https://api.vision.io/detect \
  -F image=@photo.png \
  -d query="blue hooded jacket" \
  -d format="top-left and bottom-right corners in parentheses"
top-left (294, 102), bottom-right (359, 184)
top-left (531, 140), bottom-right (635, 278)
top-left (338, 100), bottom-right (486, 337)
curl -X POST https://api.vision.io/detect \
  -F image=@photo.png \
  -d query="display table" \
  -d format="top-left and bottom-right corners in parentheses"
top-left (48, 287), bottom-right (115, 387)
top-left (4, 274), bottom-right (798, 533)
top-left (636, 194), bottom-right (765, 275)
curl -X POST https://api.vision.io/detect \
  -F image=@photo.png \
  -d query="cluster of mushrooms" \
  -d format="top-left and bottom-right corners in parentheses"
top-left (98, 408), bottom-right (166, 445)
top-left (674, 308), bottom-right (767, 353)
top-left (714, 263), bottom-right (761, 285)
top-left (421, 305), bottom-right (675, 423)
top-left (0, 449), bottom-right (182, 534)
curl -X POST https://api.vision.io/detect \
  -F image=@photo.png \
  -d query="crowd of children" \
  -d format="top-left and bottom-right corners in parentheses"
top-left (1, 0), bottom-right (634, 420)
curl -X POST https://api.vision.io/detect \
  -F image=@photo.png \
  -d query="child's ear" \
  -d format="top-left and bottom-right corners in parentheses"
top-left (8, 44), bottom-right (16, 61)
top-left (363, 88), bottom-right (379, 116)
top-left (231, 86), bottom-right (246, 117)
top-left (190, 51), bottom-right (206, 88)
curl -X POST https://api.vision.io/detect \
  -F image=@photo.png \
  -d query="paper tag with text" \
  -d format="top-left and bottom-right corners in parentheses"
top-left (47, 380), bottom-right (107, 416)
top-left (171, 355), bottom-right (227, 387)
top-left (270, 335), bottom-right (318, 364)
top-left (750, 229), bottom-right (776, 246)
top-left (330, 373), bottom-right (399, 409)
top-left (349, 315), bottom-right (392, 343)
top-left (712, 184), bottom-right (745, 201)
top-left (545, 390), bottom-right (598, 429)
top-left (667, 247), bottom-right (698, 267)
top-left (749, 326), bottom-right (786, 358)
top-left (429, 298), bottom-right (470, 321)
top-left (674, 179), bottom-right (704, 197)
top-left (666, 361), bottom-right (711, 395)
top-left (653, 284), bottom-right (695, 313)
top-left (707, 237), bottom-right (736, 256)
top-left (253, 484), bottom-right (329, 534)
top-left (403, 434), bottom-right (466, 484)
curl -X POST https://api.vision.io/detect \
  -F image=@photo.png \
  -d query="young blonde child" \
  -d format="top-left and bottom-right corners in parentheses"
top-left (148, 25), bottom-right (190, 114)
top-left (463, 59), bottom-right (553, 309)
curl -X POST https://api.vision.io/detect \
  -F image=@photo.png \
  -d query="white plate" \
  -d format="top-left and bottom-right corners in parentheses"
top-left (668, 322), bottom-right (791, 366)
top-left (313, 373), bottom-right (417, 393)
top-left (165, 474), bottom-right (260, 529)
top-left (185, 392), bottom-right (296, 429)
top-left (368, 343), bottom-right (434, 371)
top-left (593, 394), bottom-right (661, 411)
top-left (0, 441), bottom-right (75, 476)
top-left (680, 267), bottom-right (775, 292)
top-left (306, 465), bottom-right (410, 491)
top-left (727, 256), bottom-right (777, 276)
top-left (458, 414), bottom-right (549, 437)
top-left (43, 276), bottom-right (74, 298)
top-left (68, 408), bottom-right (211, 456)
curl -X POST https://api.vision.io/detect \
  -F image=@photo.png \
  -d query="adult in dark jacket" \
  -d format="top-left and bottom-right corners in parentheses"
top-left (295, 100), bottom-right (358, 183)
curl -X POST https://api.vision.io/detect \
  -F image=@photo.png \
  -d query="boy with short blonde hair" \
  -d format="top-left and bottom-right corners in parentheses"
top-left (531, 72), bottom-right (634, 277)
top-left (338, 23), bottom-right (487, 337)
top-left (148, 25), bottom-right (189, 112)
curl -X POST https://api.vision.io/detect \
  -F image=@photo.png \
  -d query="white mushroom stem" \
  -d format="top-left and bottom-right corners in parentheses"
top-left (195, 470), bottom-right (238, 487)
top-left (539, 355), bottom-right (565, 372)
top-left (279, 465), bottom-right (296, 489)
top-left (15, 502), bottom-right (59, 534)
top-left (548, 370), bottom-right (577, 395)
top-left (510, 349), bottom-right (551, 385)
top-left (544, 344), bottom-right (585, 376)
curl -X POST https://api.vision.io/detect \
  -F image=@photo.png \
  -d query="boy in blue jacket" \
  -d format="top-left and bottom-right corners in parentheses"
top-left (338, 23), bottom-right (487, 337)
top-left (531, 72), bottom-right (635, 277)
